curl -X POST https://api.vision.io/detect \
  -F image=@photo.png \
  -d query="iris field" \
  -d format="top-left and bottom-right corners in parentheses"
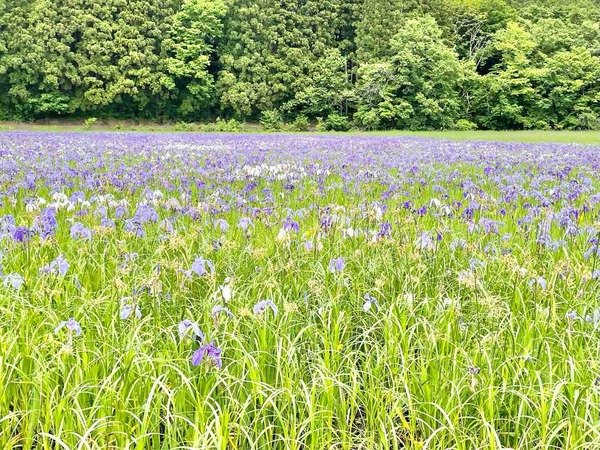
top-left (3, 132), bottom-right (600, 449)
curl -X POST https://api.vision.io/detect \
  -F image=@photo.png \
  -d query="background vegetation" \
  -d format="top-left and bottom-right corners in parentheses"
top-left (1, 0), bottom-right (599, 130)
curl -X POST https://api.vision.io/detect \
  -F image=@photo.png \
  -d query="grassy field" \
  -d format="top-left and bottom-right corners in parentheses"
top-left (364, 129), bottom-right (600, 144)
top-left (3, 132), bottom-right (600, 449)
top-left (1, 121), bottom-right (599, 144)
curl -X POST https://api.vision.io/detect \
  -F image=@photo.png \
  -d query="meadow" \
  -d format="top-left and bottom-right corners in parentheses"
top-left (2, 131), bottom-right (600, 450)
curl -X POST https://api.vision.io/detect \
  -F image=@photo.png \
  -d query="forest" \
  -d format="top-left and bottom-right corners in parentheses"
top-left (0, 0), bottom-right (599, 130)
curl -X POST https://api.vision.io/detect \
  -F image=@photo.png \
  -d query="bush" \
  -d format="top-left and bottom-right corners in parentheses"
top-left (315, 117), bottom-right (327, 132)
top-left (174, 122), bottom-right (197, 132)
top-left (453, 119), bottom-right (478, 131)
top-left (83, 117), bottom-right (98, 130)
top-left (578, 113), bottom-right (600, 130)
top-left (260, 110), bottom-right (284, 131)
top-left (215, 118), bottom-right (244, 132)
top-left (325, 113), bottom-right (351, 131)
top-left (290, 115), bottom-right (310, 132)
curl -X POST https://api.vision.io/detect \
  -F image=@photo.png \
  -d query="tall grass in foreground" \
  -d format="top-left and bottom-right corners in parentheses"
top-left (2, 132), bottom-right (600, 449)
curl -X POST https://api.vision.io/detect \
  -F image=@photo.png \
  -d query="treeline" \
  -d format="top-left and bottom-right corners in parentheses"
top-left (1, 0), bottom-right (599, 130)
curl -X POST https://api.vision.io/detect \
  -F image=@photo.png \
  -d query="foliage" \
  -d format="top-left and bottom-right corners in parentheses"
top-left (315, 117), bottom-right (327, 132)
top-left (355, 17), bottom-right (466, 130)
top-left (453, 119), bottom-right (478, 131)
top-left (290, 115), bottom-right (311, 132)
top-left (174, 122), bottom-right (198, 132)
top-left (213, 118), bottom-right (244, 132)
top-left (473, 20), bottom-right (600, 130)
top-left (163, 0), bottom-right (227, 119)
top-left (324, 113), bottom-right (351, 131)
top-left (354, 0), bottom-right (419, 63)
top-left (0, 0), bottom-right (598, 129)
top-left (83, 117), bottom-right (98, 130)
top-left (260, 110), bottom-right (284, 132)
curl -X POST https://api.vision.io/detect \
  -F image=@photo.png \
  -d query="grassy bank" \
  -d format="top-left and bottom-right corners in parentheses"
top-left (1, 121), bottom-right (598, 144)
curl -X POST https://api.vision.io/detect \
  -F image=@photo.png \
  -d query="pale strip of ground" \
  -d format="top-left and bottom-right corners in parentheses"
top-left (1, 122), bottom-right (598, 145)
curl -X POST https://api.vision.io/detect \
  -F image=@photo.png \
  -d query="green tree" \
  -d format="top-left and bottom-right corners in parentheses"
top-left (70, 0), bottom-right (179, 117)
top-left (0, 0), bottom-right (80, 119)
top-left (543, 47), bottom-right (600, 129)
top-left (1, 0), bottom-right (599, 128)
top-left (216, 0), bottom-right (352, 119)
top-left (355, 16), bottom-right (466, 130)
top-left (163, 0), bottom-right (227, 118)
top-left (474, 19), bottom-right (600, 129)
top-left (472, 22), bottom-right (544, 129)
top-left (353, 0), bottom-right (419, 63)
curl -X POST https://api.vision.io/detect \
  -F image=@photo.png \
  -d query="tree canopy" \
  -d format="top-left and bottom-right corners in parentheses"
top-left (0, 0), bottom-right (598, 129)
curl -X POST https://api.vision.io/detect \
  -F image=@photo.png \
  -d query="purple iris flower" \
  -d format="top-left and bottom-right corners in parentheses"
top-left (55, 318), bottom-right (82, 336)
top-left (329, 257), bottom-right (345, 273)
top-left (480, 217), bottom-right (501, 234)
top-left (41, 255), bottom-right (70, 276)
top-left (191, 257), bottom-right (215, 277)
top-left (115, 205), bottom-right (129, 219)
top-left (124, 220), bottom-right (145, 238)
top-left (70, 222), bottom-right (92, 240)
top-left (1, 214), bottom-right (15, 230)
top-left (211, 305), bottom-right (233, 319)
top-left (565, 311), bottom-right (578, 321)
top-left (178, 319), bottom-right (204, 341)
top-left (191, 341), bottom-right (222, 369)
top-left (377, 221), bottom-right (392, 239)
top-left (320, 216), bottom-right (333, 232)
top-left (253, 299), bottom-right (278, 316)
top-left (469, 366), bottom-right (480, 375)
top-left (3, 273), bottom-right (24, 291)
top-left (70, 192), bottom-right (85, 203)
top-left (95, 206), bottom-right (108, 219)
top-left (160, 219), bottom-right (174, 234)
top-left (134, 205), bottom-right (159, 223)
top-left (12, 226), bottom-right (31, 243)
top-left (29, 208), bottom-right (57, 239)
top-left (120, 304), bottom-right (142, 320)
top-left (363, 294), bottom-right (380, 312)
top-left (238, 217), bottom-right (252, 231)
top-left (101, 218), bottom-right (116, 228)
top-left (214, 218), bottom-right (229, 232)
top-left (283, 220), bottom-right (300, 233)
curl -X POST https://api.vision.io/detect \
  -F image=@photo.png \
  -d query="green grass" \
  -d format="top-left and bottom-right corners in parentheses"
top-left (361, 129), bottom-right (600, 144)
top-left (1, 121), bottom-right (599, 144)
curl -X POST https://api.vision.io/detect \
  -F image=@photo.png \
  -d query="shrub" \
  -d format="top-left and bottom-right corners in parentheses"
top-left (174, 122), bottom-right (197, 132)
top-left (453, 119), bottom-right (478, 131)
top-left (290, 115), bottom-right (310, 132)
top-left (83, 117), bottom-right (98, 130)
top-left (215, 118), bottom-right (244, 132)
top-left (315, 117), bottom-right (327, 132)
top-left (260, 110), bottom-right (284, 131)
top-left (325, 113), bottom-right (350, 131)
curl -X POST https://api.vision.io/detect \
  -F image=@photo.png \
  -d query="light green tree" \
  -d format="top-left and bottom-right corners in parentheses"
top-left (355, 16), bottom-right (466, 130)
